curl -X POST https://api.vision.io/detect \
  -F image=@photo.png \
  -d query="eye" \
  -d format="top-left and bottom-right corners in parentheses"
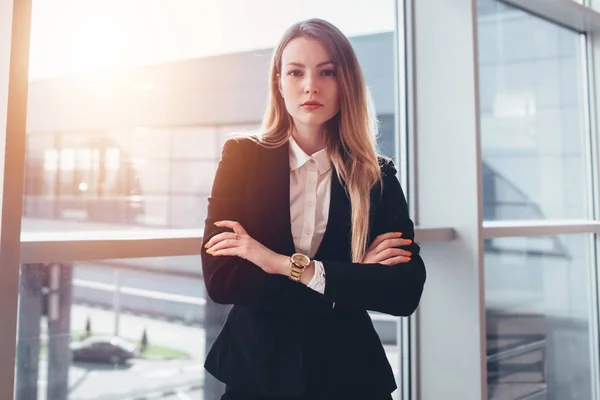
top-left (287, 70), bottom-right (303, 77)
top-left (321, 69), bottom-right (336, 77)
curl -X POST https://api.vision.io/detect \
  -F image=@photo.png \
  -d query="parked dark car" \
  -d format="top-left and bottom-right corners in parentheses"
top-left (70, 336), bottom-right (138, 365)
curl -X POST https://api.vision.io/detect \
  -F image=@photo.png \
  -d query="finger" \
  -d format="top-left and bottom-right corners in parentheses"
top-left (363, 240), bottom-right (408, 263)
top-left (214, 220), bottom-right (248, 235)
top-left (368, 232), bottom-right (403, 251)
top-left (375, 238), bottom-right (413, 253)
top-left (208, 239), bottom-right (241, 253)
top-left (373, 248), bottom-right (412, 263)
top-left (380, 255), bottom-right (411, 266)
top-left (209, 247), bottom-right (240, 257)
top-left (205, 232), bottom-right (239, 249)
top-left (373, 248), bottom-right (412, 262)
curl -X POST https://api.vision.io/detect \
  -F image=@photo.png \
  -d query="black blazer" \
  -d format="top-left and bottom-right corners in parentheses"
top-left (201, 137), bottom-right (426, 399)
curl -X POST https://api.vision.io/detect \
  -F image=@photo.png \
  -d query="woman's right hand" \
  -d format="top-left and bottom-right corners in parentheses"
top-left (361, 232), bottom-right (413, 265)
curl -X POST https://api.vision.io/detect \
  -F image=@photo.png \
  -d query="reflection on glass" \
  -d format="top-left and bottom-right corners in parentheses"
top-left (477, 0), bottom-right (589, 221)
top-left (23, 127), bottom-right (250, 229)
top-left (485, 234), bottom-right (594, 399)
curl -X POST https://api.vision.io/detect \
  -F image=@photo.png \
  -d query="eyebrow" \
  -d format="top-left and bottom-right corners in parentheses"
top-left (286, 61), bottom-right (335, 68)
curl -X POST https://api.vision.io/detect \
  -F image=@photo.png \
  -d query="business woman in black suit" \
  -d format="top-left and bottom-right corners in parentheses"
top-left (201, 18), bottom-right (426, 400)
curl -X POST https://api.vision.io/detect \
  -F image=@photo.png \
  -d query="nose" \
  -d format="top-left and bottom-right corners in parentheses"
top-left (304, 75), bottom-right (319, 94)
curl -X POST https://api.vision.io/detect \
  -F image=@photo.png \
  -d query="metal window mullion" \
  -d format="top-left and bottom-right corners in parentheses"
top-left (0, 0), bottom-right (31, 399)
top-left (584, 27), bottom-right (600, 400)
top-left (396, 0), bottom-right (420, 398)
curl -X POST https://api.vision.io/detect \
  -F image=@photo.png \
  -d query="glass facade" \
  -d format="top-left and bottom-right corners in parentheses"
top-left (478, 0), bottom-right (589, 221)
top-left (485, 234), bottom-right (595, 399)
top-left (477, 1), bottom-right (599, 399)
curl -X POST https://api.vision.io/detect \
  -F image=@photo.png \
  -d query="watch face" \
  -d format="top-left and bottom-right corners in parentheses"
top-left (291, 253), bottom-right (310, 267)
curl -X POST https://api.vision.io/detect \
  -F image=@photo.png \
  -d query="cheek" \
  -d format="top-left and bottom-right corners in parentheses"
top-left (331, 86), bottom-right (341, 110)
top-left (280, 86), bottom-right (297, 114)
top-left (281, 77), bottom-right (300, 93)
top-left (280, 82), bottom-right (296, 102)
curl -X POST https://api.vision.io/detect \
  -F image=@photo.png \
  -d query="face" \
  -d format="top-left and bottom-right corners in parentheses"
top-left (278, 37), bottom-right (340, 130)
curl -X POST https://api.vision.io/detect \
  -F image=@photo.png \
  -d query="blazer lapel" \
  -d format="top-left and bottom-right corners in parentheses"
top-left (314, 168), bottom-right (352, 262)
top-left (257, 141), bottom-right (296, 256)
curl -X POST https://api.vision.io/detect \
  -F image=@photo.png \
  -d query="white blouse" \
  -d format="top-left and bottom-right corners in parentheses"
top-left (288, 137), bottom-right (330, 295)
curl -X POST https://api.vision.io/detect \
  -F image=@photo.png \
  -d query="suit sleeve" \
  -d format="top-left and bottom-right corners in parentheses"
top-left (321, 161), bottom-right (426, 316)
top-left (201, 138), bottom-right (332, 314)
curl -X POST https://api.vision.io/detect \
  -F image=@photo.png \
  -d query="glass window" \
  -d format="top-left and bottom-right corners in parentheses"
top-left (170, 161), bottom-right (218, 195)
top-left (24, 134), bottom-right (55, 197)
top-left (25, 0), bottom-right (402, 234)
top-left (15, 254), bottom-right (404, 399)
top-left (22, 1), bottom-right (403, 399)
top-left (134, 159), bottom-right (170, 194)
top-left (485, 234), bottom-right (595, 399)
top-left (129, 129), bottom-right (171, 160)
top-left (15, 257), bottom-right (206, 400)
top-left (171, 127), bottom-right (219, 160)
top-left (169, 195), bottom-right (209, 228)
top-left (477, 0), bottom-right (589, 221)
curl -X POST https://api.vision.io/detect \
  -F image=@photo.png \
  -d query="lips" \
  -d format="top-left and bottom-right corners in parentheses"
top-left (302, 100), bottom-right (324, 106)
top-left (301, 100), bottom-right (324, 111)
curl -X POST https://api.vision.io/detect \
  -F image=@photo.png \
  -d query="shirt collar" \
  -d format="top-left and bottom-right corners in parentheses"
top-left (289, 136), bottom-right (332, 175)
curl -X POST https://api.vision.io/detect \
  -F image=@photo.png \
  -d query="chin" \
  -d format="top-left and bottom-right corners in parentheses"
top-left (297, 114), bottom-right (335, 127)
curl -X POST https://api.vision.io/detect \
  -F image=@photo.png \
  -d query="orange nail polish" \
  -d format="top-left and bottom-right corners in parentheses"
top-left (396, 232), bottom-right (403, 237)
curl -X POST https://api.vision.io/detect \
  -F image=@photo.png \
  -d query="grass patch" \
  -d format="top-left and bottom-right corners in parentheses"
top-left (142, 344), bottom-right (189, 359)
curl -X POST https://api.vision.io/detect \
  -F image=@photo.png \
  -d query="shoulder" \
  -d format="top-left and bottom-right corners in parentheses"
top-left (221, 135), bottom-right (262, 157)
top-left (370, 155), bottom-right (401, 203)
top-left (377, 155), bottom-right (397, 177)
top-left (373, 156), bottom-right (407, 208)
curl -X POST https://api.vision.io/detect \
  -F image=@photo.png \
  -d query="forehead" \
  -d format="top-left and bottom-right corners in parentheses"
top-left (281, 37), bottom-right (333, 66)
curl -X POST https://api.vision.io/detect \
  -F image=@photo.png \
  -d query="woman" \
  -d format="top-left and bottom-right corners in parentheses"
top-left (201, 18), bottom-right (426, 400)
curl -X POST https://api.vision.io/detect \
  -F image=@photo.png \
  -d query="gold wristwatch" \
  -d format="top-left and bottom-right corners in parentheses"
top-left (289, 253), bottom-right (311, 282)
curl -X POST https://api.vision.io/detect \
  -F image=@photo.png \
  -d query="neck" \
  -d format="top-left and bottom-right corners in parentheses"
top-left (291, 125), bottom-right (325, 156)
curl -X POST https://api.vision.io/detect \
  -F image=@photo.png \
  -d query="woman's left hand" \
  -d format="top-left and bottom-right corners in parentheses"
top-left (205, 220), bottom-right (287, 275)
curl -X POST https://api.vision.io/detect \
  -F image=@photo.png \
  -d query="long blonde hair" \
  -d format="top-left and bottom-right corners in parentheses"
top-left (257, 18), bottom-right (382, 262)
